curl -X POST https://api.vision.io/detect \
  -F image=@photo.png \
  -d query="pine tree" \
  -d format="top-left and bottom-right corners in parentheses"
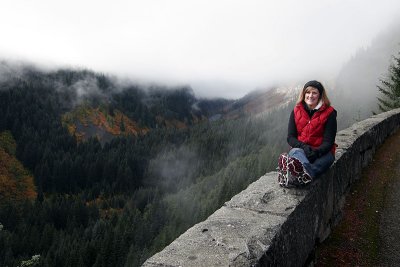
top-left (120, 118), bottom-right (125, 133)
top-left (377, 53), bottom-right (400, 112)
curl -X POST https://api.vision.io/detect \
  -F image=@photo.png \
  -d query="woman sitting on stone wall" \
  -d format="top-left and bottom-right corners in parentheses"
top-left (278, 80), bottom-right (337, 187)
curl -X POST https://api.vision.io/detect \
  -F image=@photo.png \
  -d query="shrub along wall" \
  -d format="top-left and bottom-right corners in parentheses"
top-left (143, 108), bottom-right (400, 267)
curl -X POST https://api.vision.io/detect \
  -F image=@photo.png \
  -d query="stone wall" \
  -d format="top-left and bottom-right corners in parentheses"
top-left (143, 108), bottom-right (400, 267)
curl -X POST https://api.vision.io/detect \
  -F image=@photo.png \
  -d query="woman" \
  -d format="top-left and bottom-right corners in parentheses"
top-left (278, 80), bottom-right (337, 187)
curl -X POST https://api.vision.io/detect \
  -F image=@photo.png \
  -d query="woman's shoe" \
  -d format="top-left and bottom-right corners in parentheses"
top-left (278, 154), bottom-right (312, 187)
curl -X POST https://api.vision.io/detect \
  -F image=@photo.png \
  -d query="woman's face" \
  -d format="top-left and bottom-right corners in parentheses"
top-left (304, 87), bottom-right (320, 109)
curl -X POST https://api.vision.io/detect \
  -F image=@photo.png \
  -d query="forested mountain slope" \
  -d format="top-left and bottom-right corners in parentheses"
top-left (0, 63), bottom-right (292, 266)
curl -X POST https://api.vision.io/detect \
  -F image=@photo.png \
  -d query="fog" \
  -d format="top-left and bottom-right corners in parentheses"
top-left (1, 0), bottom-right (400, 98)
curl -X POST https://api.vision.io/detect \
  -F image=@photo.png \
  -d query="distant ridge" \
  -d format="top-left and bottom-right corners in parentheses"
top-left (1, 60), bottom-right (299, 143)
top-left (221, 86), bottom-right (300, 119)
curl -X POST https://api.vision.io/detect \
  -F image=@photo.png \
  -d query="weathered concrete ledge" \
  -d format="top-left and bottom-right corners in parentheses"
top-left (143, 108), bottom-right (400, 267)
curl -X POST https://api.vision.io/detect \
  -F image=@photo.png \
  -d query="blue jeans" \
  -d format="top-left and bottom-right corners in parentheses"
top-left (288, 148), bottom-right (335, 179)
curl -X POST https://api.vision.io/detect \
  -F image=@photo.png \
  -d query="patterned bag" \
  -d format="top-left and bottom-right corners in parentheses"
top-left (277, 153), bottom-right (312, 187)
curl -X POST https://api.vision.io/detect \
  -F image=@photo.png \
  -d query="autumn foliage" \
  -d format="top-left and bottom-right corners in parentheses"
top-left (62, 105), bottom-right (149, 142)
top-left (0, 131), bottom-right (36, 204)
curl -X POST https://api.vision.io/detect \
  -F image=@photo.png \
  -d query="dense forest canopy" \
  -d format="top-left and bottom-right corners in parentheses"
top-left (0, 65), bottom-right (291, 266)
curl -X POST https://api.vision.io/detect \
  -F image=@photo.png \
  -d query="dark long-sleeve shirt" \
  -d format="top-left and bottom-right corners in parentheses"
top-left (287, 103), bottom-right (337, 156)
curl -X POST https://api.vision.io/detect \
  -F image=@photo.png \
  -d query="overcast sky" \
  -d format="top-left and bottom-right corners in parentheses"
top-left (1, 0), bottom-right (400, 98)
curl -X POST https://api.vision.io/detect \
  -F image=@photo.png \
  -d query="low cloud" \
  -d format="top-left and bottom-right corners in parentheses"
top-left (1, 1), bottom-right (400, 98)
top-left (147, 144), bottom-right (200, 192)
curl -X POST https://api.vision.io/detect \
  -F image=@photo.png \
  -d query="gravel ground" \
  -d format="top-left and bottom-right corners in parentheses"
top-left (377, 149), bottom-right (400, 266)
top-left (315, 129), bottom-right (400, 266)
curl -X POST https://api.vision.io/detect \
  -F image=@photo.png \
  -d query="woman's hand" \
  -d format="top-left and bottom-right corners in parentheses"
top-left (304, 145), bottom-right (318, 163)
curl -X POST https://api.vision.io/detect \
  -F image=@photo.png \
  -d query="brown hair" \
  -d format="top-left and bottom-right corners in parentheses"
top-left (296, 81), bottom-right (331, 107)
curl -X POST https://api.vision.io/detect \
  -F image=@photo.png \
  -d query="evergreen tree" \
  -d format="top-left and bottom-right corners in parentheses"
top-left (377, 53), bottom-right (400, 112)
top-left (120, 118), bottom-right (125, 132)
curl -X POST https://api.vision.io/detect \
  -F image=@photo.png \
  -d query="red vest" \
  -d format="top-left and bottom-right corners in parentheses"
top-left (294, 103), bottom-right (336, 154)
